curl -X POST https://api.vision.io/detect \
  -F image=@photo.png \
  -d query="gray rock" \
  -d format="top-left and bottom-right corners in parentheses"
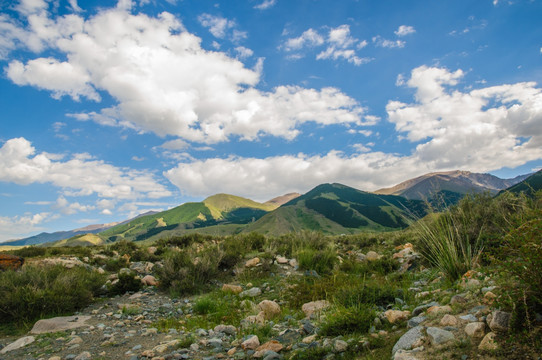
top-left (240, 287), bottom-right (262, 298)
top-left (459, 314), bottom-right (478, 322)
top-left (30, 315), bottom-right (92, 334)
top-left (407, 316), bottom-right (426, 329)
top-left (263, 350), bottom-right (282, 360)
top-left (488, 310), bottom-right (511, 333)
top-left (426, 327), bottom-right (455, 345)
top-left (334, 339), bottom-right (348, 352)
top-left (0, 336), bottom-right (35, 354)
top-left (214, 324), bottom-right (237, 335)
top-left (75, 351), bottom-right (92, 360)
top-left (412, 302), bottom-right (439, 316)
top-left (208, 338), bottom-right (223, 348)
top-left (450, 294), bottom-right (467, 305)
top-left (392, 326), bottom-right (425, 355)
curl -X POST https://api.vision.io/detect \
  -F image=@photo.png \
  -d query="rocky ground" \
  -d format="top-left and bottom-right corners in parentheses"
top-left (0, 244), bottom-right (540, 360)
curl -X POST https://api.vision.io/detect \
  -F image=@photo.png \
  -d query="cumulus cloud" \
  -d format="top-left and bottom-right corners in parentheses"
top-left (54, 196), bottom-right (94, 215)
top-left (5, 4), bottom-right (364, 143)
top-left (395, 25), bottom-right (415, 37)
top-left (0, 211), bottom-right (53, 242)
top-left (0, 137), bottom-right (172, 199)
top-left (372, 36), bottom-right (405, 48)
top-left (254, 0), bottom-right (276, 10)
top-left (165, 66), bottom-right (542, 200)
top-left (284, 25), bottom-right (370, 66)
top-left (234, 46), bottom-right (254, 59)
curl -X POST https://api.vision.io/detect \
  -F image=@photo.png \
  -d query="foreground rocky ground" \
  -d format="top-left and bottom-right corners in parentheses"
top-left (1, 242), bottom-right (540, 360)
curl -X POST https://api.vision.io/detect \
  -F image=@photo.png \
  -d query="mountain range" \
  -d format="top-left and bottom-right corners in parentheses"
top-left (2, 169), bottom-right (537, 247)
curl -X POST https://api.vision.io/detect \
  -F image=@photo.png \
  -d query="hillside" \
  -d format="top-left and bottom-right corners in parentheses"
top-left (244, 183), bottom-right (426, 236)
top-left (500, 169), bottom-right (542, 196)
top-left (374, 170), bottom-right (530, 204)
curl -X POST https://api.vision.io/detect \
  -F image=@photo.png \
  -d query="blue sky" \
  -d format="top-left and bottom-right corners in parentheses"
top-left (1, 0), bottom-right (541, 241)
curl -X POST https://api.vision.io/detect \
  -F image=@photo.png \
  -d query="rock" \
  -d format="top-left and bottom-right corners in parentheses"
top-left (67, 336), bottom-right (83, 345)
top-left (254, 340), bottom-right (283, 357)
top-left (30, 315), bottom-right (92, 334)
top-left (289, 259), bottom-right (298, 268)
top-left (141, 275), bottom-right (158, 286)
top-left (301, 300), bottom-right (330, 318)
top-left (245, 257), bottom-right (261, 268)
top-left (450, 294), bottom-right (467, 305)
top-left (394, 349), bottom-right (421, 360)
top-left (385, 310), bottom-right (411, 324)
top-left (302, 334), bottom-right (317, 344)
top-left (334, 339), bottom-right (348, 352)
top-left (222, 284), bottom-right (243, 294)
top-left (478, 332), bottom-right (498, 351)
top-left (483, 291), bottom-right (497, 304)
top-left (392, 326), bottom-right (425, 355)
top-left (258, 300), bottom-right (281, 319)
top-left (460, 278), bottom-right (481, 290)
top-left (407, 316), bottom-right (427, 329)
top-left (440, 314), bottom-right (458, 327)
top-left (34, 257), bottom-right (86, 269)
top-left (412, 302), bottom-right (439, 316)
top-left (0, 253), bottom-right (24, 271)
top-left (240, 287), bottom-right (262, 298)
top-left (74, 351), bottom-right (91, 360)
top-left (244, 311), bottom-right (266, 325)
top-left (427, 305), bottom-right (452, 316)
top-left (0, 336), bottom-right (35, 354)
top-left (426, 327), bottom-right (455, 345)
top-left (459, 314), bottom-right (478, 322)
top-left (147, 246), bottom-right (157, 254)
top-left (242, 335), bottom-right (260, 350)
top-left (276, 256), bottom-right (288, 264)
top-left (214, 324), bottom-right (237, 335)
top-left (488, 311), bottom-right (510, 333)
top-left (465, 322), bottom-right (486, 338)
top-left (153, 340), bottom-right (180, 353)
top-left (366, 251), bottom-right (381, 261)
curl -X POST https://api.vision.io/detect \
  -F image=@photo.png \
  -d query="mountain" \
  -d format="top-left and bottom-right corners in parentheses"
top-left (100, 193), bottom-right (280, 242)
top-left (500, 169), bottom-right (542, 196)
top-left (2, 222), bottom-right (120, 247)
top-left (264, 193), bottom-right (301, 207)
top-left (243, 183), bottom-right (426, 236)
top-left (374, 170), bottom-right (530, 205)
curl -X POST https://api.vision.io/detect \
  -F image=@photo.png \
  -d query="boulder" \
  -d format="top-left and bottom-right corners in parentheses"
top-left (465, 322), bottom-right (486, 338)
top-left (301, 300), bottom-right (330, 318)
top-left (426, 327), bottom-right (455, 345)
top-left (392, 326), bottom-right (425, 355)
top-left (0, 254), bottom-right (24, 271)
top-left (385, 310), bottom-right (411, 324)
top-left (141, 275), bottom-right (158, 286)
top-left (426, 305), bottom-right (452, 316)
top-left (439, 314), bottom-right (458, 327)
top-left (488, 310), bottom-right (510, 333)
top-left (240, 287), bottom-right (262, 298)
top-left (30, 315), bottom-right (92, 334)
top-left (258, 300), bottom-right (281, 319)
top-left (0, 336), bottom-right (35, 354)
top-left (478, 332), bottom-right (498, 351)
top-left (214, 324), bottom-right (237, 335)
top-left (245, 257), bottom-right (260, 268)
top-left (242, 335), bottom-right (260, 350)
top-left (222, 284), bottom-right (243, 294)
top-left (254, 340), bottom-right (283, 357)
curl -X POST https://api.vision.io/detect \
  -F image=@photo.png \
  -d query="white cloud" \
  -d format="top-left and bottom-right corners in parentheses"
top-left (254, 0), bottom-right (276, 10)
top-left (372, 36), bottom-right (405, 48)
top-left (283, 28), bottom-right (324, 51)
top-left (0, 212), bottom-right (53, 242)
top-left (54, 196), bottom-right (94, 215)
top-left (5, 5), bottom-right (363, 143)
top-left (0, 137), bottom-right (172, 200)
top-left (395, 25), bottom-right (416, 37)
top-left (198, 13), bottom-right (239, 40)
top-left (235, 46), bottom-right (254, 59)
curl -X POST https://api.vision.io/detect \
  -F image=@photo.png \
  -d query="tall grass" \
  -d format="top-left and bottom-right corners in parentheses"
top-left (415, 210), bottom-right (483, 282)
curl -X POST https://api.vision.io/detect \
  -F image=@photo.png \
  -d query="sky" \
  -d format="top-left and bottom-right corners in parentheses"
top-left (0, 0), bottom-right (541, 242)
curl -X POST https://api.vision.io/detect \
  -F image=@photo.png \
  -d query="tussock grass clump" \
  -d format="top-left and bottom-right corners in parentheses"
top-left (319, 303), bottom-right (375, 336)
top-left (0, 265), bottom-right (105, 332)
top-left (296, 247), bottom-right (337, 275)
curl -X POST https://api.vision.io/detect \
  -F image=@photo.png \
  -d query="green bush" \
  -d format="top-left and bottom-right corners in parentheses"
top-left (103, 257), bottom-right (130, 272)
top-left (340, 256), bottom-right (399, 276)
top-left (319, 304), bottom-right (375, 336)
top-left (0, 265), bottom-right (105, 330)
top-left (193, 296), bottom-right (218, 315)
top-left (296, 248), bottom-right (337, 275)
top-left (108, 271), bottom-right (141, 296)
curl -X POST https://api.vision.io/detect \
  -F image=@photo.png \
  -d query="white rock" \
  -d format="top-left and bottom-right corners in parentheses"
top-left (0, 336), bottom-right (35, 354)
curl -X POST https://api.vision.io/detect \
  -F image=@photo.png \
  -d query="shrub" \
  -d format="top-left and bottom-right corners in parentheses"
top-left (108, 271), bottom-right (141, 296)
top-left (0, 265), bottom-right (105, 331)
top-left (108, 240), bottom-right (138, 256)
top-left (319, 304), bottom-right (375, 336)
top-left (193, 296), bottom-right (218, 315)
top-left (296, 248), bottom-right (337, 275)
top-left (103, 257), bottom-right (130, 272)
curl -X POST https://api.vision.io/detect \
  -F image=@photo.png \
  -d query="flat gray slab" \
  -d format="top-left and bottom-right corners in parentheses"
top-left (392, 326), bottom-right (424, 355)
top-left (0, 336), bottom-right (35, 354)
top-left (30, 315), bottom-right (92, 334)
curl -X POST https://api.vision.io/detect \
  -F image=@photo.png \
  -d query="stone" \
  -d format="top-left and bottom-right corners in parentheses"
top-left (276, 256), bottom-right (288, 264)
top-left (141, 275), bottom-right (158, 286)
top-left (0, 336), bottom-right (35, 354)
top-left (440, 314), bottom-right (458, 327)
top-left (465, 322), bottom-right (486, 338)
top-left (478, 332), bottom-right (498, 351)
top-left (0, 253), bottom-right (24, 271)
top-left (240, 287), bottom-right (262, 298)
top-left (302, 334), bottom-right (317, 344)
top-left (366, 251), bottom-right (381, 261)
top-left (245, 257), bottom-right (261, 268)
top-left (289, 259), bottom-right (298, 268)
top-left (426, 327), bottom-right (455, 345)
top-left (74, 351), bottom-right (91, 360)
top-left (301, 300), bottom-right (330, 318)
top-left (407, 316), bottom-right (427, 328)
top-left (488, 311), bottom-right (510, 333)
top-left (426, 305), bottom-right (452, 316)
top-left (412, 302), bottom-right (439, 316)
top-left (394, 349), bottom-right (421, 360)
top-left (385, 310), bottom-right (411, 324)
top-left (334, 339), bottom-right (348, 352)
top-left (459, 314), bottom-right (478, 322)
top-left (263, 351), bottom-right (282, 360)
top-left (67, 336), bottom-right (83, 345)
top-left (214, 324), bottom-right (237, 335)
top-left (242, 335), bottom-right (260, 350)
top-left (222, 284), bottom-right (243, 294)
top-left (147, 246), bottom-right (157, 254)
top-left (483, 291), bottom-right (497, 304)
top-left (258, 300), bottom-right (281, 319)
top-left (30, 315), bottom-right (92, 334)
top-left (254, 340), bottom-right (283, 357)
top-left (392, 326), bottom-right (425, 355)
top-left (450, 294), bottom-right (467, 305)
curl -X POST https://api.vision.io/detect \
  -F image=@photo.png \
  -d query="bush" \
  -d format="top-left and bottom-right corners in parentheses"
top-left (319, 304), bottom-right (375, 336)
top-left (108, 271), bottom-right (141, 296)
top-left (296, 248), bottom-right (337, 275)
top-left (0, 265), bottom-right (105, 330)
top-left (339, 256), bottom-right (399, 276)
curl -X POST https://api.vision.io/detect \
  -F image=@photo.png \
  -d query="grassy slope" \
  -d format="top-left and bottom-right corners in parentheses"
top-left (501, 169), bottom-right (542, 196)
top-left (51, 234), bottom-right (106, 247)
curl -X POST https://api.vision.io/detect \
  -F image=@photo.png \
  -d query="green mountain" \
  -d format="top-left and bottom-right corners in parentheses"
top-left (243, 183), bottom-right (427, 236)
top-left (500, 169), bottom-right (542, 196)
top-left (99, 194), bottom-right (277, 242)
